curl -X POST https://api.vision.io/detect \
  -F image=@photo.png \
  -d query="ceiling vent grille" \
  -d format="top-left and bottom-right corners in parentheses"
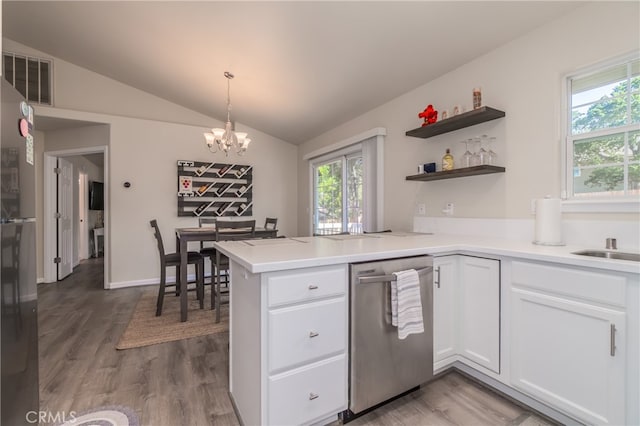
top-left (2, 52), bottom-right (52, 105)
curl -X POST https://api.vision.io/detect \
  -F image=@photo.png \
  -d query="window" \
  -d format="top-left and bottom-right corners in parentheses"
top-left (564, 55), bottom-right (639, 206)
top-left (3, 52), bottom-right (52, 105)
top-left (313, 152), bottom-right (363, 235)
top-left (306, 128), bottom-right (385, 235)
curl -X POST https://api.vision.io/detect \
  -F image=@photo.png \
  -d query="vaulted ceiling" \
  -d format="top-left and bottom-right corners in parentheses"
top-left (3, 1), bottom-right (584, 144)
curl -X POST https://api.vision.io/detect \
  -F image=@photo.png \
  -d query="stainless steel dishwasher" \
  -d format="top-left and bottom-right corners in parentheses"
top-left (344, 255), bottom-right (434, 420)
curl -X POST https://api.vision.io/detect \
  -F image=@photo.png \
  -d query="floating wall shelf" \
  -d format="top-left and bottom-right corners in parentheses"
top-left (406, 106), bottom-right (506, 139)
top-left (406, 165), bottom-right (506, 182)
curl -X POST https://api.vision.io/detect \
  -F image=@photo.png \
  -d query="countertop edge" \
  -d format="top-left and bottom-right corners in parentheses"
top-left (214, 237), bottom-right (640, 275)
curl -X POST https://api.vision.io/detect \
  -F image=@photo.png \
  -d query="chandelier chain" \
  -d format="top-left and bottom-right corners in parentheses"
top-left (203, 71), bottom-right (250, 156)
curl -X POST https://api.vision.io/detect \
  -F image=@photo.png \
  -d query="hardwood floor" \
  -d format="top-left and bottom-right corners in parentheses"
top-left (345, 373), bottom-right (555, 426)
top-left (38, 258), bottom-right (554, 426)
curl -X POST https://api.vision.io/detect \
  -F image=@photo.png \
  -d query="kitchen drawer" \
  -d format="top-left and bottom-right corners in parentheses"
top-left (266, 265), bottom-right (346, 307)
top-left (268, 355), bottom-right (347, 426)
top-left (268, 297), bottom-right (346, 373)
top-left (511, 261), bottom-right (626, 307)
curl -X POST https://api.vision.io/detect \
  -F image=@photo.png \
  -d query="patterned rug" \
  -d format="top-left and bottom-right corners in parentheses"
top-left (55, 405), bottom-right (139, 426)
top-left (115, 287), bottom-right (228, 350)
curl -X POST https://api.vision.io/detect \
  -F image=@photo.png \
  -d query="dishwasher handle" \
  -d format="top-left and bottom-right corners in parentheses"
top-left (357, 266), bottom-right (433, 284)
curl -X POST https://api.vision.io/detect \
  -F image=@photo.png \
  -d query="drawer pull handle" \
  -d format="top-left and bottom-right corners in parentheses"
top-left (308, 284), bottom-right (318, 290)
top-left (434, 266), bottom-right (441, 289)
top-left (309, 331), bottom-right (319, 338)
top-left (309, 392), bottom-right (319, 400)
top-left (610, 323), bottom-right (616, 357)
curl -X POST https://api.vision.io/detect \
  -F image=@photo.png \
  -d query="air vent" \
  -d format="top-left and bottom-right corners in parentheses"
top-left (2, 52), bottom-right (52, 105)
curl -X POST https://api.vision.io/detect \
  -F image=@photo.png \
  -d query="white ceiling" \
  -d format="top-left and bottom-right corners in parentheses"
top-left (3, 1), bottom-right (585, 144)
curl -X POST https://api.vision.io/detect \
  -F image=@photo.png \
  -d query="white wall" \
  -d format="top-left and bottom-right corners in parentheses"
top-left (297, 2), bottom-right (640, 236)
top-left (3, 39), bottom-right (298, 287)
top-left (2, 38), bottom-right (217, 128)
top-left (35, 106), bottom-right (298, 287)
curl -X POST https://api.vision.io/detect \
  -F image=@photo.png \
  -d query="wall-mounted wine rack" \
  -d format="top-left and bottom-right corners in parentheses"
top-left (177, 160), bottom-right (253, 217)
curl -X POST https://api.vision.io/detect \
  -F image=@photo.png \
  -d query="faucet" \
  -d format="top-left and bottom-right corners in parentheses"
top-left (605, 238), bottom-right (617, 250)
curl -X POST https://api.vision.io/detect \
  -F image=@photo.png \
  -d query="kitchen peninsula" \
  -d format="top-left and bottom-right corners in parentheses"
top-left (214, 233), bottom-right (639, 426)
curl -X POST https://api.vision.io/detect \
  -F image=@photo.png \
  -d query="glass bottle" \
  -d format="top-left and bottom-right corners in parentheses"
top-left (442, 148), bottom-right (454, 171)
top-left (473, 87), bottom-right (482, 109)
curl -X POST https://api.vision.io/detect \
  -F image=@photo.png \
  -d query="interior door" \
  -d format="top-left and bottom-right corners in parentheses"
top-left (57, 157), bottom-right (73, 279)
top-left (78, 171), bottom-right (88, 260)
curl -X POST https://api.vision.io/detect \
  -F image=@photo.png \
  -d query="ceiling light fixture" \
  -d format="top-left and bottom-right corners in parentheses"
top-left (204, 71), bottom-right (250, 156)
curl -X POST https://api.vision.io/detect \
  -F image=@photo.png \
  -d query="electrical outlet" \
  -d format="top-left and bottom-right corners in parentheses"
top-left (418, 203), bottom-right (426, 215)
top-left (443, 202), bottom-right (454, 216)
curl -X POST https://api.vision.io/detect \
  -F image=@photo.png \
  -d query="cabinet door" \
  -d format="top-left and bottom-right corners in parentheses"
top-left (459, 256), bottom-right (500, 373)
top-left (433, 256), bottom-right (458, 365)
top-left (511, 288), bottom-right (626, 425)
top-left (268, 355), bottom-right (347, 426)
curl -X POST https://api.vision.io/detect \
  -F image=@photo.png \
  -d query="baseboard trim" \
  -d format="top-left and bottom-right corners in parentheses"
top-left (108, 273), bottom-right (200, 289)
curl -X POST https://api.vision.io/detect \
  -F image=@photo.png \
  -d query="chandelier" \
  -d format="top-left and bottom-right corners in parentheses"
top-left (204, 71), bottom-right (251, 156)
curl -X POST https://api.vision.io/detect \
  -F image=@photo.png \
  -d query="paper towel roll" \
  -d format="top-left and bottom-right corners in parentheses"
top-left (534, 197), bottom-right (564, 245)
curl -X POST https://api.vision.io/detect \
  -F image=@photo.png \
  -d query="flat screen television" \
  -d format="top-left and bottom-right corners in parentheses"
top-left (89, 181), bottom-right (104, 210)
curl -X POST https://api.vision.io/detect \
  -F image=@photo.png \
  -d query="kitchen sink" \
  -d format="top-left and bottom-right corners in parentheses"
top-left (572, 250), bottom-right (640, 262)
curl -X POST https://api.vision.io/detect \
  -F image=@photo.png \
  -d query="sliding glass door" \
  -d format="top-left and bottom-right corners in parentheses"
top-left (313, 153), bottom-right (363, 235)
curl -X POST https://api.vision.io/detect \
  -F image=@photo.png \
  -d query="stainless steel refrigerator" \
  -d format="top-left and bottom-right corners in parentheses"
top-left (1, 79), bottom-right (39, 425)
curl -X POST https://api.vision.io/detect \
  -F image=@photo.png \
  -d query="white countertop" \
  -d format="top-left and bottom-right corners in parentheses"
top-left (213, 232), bottom-right (640, 275)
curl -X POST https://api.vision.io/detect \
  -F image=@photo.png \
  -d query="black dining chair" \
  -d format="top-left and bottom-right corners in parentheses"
top-left (212, 220), bottom-right (256, 322)
top-left (197, 217), bottom-right (218, 293)
top-left (150, 220), bottom-right (205, 317)
top-left (264, 217), bottom-right (278, 230)
top-left (262, 217), bottom-right (278, 238)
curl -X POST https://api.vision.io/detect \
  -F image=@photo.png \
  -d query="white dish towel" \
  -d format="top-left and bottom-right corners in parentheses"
top-left (391, 269), bottom-right (424, 340)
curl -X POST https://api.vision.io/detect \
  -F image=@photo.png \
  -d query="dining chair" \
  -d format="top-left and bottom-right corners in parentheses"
top-left (264, 217), bottom-right (278, 230)
top-left (198, 217), bottom-right (217, 249)
top-left (212, 220), bottom-right (256, 322)
top-left (150, 219), bottom-right (205, 317)
top-left (198, 217), bottom-right (218, 296)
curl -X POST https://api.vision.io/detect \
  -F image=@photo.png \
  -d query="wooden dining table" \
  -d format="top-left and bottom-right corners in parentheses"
top-left (174, 226), bottom-right (277, 322)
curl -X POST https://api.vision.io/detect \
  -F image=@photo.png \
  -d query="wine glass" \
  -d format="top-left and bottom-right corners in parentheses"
top-left (460, 139), bottom-right (473, 168)
top-left (471, 137), bottom-right (481, 166)
top-left (478, 135), bottom-right (489, 165)
top-left (487, 136), bottom-right (498, 165)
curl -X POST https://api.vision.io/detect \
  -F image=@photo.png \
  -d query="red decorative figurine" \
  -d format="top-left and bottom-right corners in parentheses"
top-left (418, 105), bottom-right (438, 126)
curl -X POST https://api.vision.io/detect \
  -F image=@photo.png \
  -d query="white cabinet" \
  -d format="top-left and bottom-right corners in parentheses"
top-left (433, 255), bottom-right (500, 374)
top-left (268, 356), bottom-right (347, 426)
top-left (458, 256), bottom-right (500, 373)
top-left (433, 256), bottom-right (458, 366)
top-left (509, 261), bottom-right (627, 426)
top-left (267, 297), bottom-right (346, 373)
top-left (229, 262), bottom-right (348, 426)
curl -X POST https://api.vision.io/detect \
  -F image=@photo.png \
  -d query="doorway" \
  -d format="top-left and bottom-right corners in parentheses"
top-left (43, 146), bottom-right (109, 288)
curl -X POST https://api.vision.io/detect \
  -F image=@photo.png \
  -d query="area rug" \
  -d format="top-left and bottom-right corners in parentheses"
top-left (116, 288), bottom-right (228, 350)
top-left (54, 405), bottom-right (139, 426)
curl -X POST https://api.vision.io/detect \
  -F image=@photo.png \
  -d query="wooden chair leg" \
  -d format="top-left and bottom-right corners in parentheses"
top-left (156, 265), bottom-right (166, 316)
top-left (197, 259), bottom-right (204, 310)
top-left (175, 265), bottom-right (181, 296)
top-left (210, 260), bottom-right (216, 311)
top-left (215, 252), bottom-right (222, 323)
